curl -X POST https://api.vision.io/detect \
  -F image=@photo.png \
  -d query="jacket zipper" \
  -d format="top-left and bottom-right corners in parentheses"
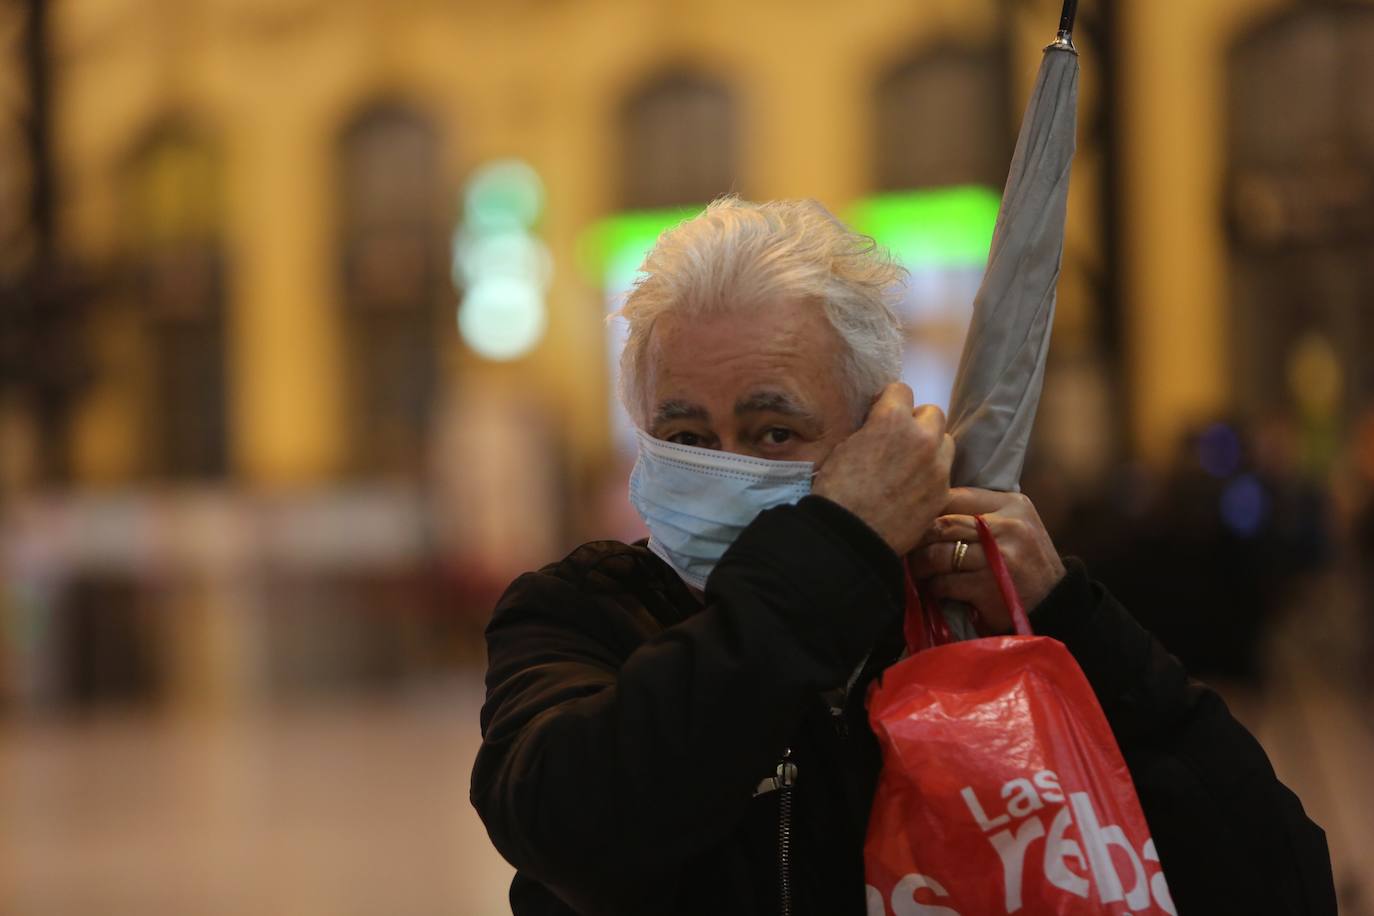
top-left (776, 748), bottom-right (797, 916)
top-left (774, 658), bottom-right (866, 916)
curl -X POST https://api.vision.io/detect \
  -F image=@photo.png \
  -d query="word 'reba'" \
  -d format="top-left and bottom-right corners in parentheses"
top-left (867, 768), bottom-right (1176, 916)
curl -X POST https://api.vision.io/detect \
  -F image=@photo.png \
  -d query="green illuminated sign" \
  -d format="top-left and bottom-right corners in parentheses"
top-left (579, 186), bottom-right (1000, 293)
top-left (578, 205), bottom-right (703, 292)
top-left (845, 185), bottom-right (1000, 268)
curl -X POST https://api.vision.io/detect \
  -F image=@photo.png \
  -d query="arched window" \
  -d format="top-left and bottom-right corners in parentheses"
top-left (856, 43), bottom-right (1010, 411)
top-left (337, 103), bottom-right (446, 476)
top-left (1226, 6), bottom-right (1374, 425)
top-left (619, 71), bottom-right (738, 209)
top-left (873, 44), bottom-right (1011, 191)
top-left (127, 120), bottom-right (229, 479)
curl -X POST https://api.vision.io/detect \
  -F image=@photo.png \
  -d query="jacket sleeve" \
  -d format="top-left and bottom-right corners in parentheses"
top-left (1030, 560), bottom-right (1337, 915)
top-left (469, 496), bottom-right (902, 912)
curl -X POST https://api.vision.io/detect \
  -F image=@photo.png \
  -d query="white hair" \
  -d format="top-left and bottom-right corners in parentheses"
top-left (616, 196), bottom-right (907, 425)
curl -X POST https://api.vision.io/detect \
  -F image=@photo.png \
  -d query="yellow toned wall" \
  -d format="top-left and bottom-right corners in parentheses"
top-left (224, 110), bottom-right (343, 484)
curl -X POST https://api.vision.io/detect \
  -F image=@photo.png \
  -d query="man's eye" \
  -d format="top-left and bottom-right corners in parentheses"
top-left (668, 432), bottom-right (705, 447)
top-left (764, 428), bottom-right (793, 445)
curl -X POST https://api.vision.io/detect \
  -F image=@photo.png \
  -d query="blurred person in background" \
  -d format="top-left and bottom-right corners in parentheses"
top-left (1076, 416), bottom-right (1333, 686)
top-left (470, 198), bottom-right (1335, 915)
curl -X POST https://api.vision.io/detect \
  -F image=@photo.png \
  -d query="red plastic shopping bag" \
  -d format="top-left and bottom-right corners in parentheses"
top-left (864, 517), bottom-right (1175, 915)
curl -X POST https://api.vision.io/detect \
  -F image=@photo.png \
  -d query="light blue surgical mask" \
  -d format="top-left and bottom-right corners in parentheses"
top-left (628, 429), bottom-right (815, 590)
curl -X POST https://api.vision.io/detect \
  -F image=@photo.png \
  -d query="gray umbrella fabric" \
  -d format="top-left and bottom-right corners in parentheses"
top-left (947, 44), bottom-right (1079, 492)
top-left (939, 40), bottom-right (1080, 637)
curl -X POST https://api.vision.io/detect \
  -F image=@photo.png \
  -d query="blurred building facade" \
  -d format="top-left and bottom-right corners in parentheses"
top-left (2, 0), bottom-right (1373, 714)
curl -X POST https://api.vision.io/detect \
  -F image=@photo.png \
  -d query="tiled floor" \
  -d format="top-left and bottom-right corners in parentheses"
top-left (1224, 639), bottom-right (1374, 915)
top-left (0, 677), bottom-right (514, 916)
top-left (2, 649), bottom-right (1370, 915)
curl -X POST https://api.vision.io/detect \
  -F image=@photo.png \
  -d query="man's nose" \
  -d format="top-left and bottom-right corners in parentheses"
top-left (716, 436), bottom-right (753, 458)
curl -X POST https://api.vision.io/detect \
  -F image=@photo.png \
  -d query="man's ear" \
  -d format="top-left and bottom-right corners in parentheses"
top-left (855, 387), bottom-right (886, 428)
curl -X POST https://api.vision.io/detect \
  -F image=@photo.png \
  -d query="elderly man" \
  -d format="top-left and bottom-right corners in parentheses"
top-left (471, 198), bottom-right (1334, 915)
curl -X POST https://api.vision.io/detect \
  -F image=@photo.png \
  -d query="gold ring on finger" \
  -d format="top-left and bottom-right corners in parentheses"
top-left (952, 540), bottom-right (969, 573)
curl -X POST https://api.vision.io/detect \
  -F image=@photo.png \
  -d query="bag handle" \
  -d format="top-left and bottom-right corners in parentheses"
top-left (975, 515), bottom-right (1032, 637)
top-left (903, 514), bottom-right (1031, 652)
top-left (901, 567), bottom-right (949, 652)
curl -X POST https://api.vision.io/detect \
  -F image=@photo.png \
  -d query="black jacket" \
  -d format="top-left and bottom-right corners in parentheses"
top-left (471, 496), bottom-right (1335, 915)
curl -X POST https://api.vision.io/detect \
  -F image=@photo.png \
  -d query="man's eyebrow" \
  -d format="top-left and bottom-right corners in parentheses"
top-left (734, 391), bottom-right (818, 420)
top-left (651, 400), bottom-right (709, 426)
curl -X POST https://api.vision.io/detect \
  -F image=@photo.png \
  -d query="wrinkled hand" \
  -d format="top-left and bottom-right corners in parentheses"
top-left (814, 383), bottom-right (954, 557)
top-left (909, 488), bottom-right (1066, 632)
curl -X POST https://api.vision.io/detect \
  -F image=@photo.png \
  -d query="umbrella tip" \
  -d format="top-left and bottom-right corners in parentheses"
top-left (1047, 30), bottom-right (1078, 54)
top-left (1050, 0), bottom-right (1078, 52)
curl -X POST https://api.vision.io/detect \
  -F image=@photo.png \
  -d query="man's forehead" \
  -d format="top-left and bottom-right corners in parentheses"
top-left (647, 301), bottom-right (830, 358)
top-left (640, 302), bottom-right (850, 429)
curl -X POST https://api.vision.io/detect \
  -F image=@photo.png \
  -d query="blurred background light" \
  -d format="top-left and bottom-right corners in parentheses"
top-left (464, 159), bottom-right (545, 232)
top-left (455, 159), bottom-right (550, 361)
top-left (1221, 473), bottom-right (1270, 538)
top-left (1287, 331), bottom-right (1343, 418)
top-left (457, 276), bottom-right (548, 361)
top-left (454, 231), bottom-right (553, 289)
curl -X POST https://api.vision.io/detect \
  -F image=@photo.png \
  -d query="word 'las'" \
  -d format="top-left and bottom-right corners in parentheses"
top-left (961, 768), bottom-right (1175, 914)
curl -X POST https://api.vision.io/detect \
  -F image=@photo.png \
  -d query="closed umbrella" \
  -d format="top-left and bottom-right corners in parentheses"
top-left (941, 1), bottom-right (1081, 635)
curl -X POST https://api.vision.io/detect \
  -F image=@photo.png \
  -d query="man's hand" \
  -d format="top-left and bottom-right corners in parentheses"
top-left (813, 383), bottom-right (954, 557)
top-left (909, 488), bottom-right (1067, 631)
